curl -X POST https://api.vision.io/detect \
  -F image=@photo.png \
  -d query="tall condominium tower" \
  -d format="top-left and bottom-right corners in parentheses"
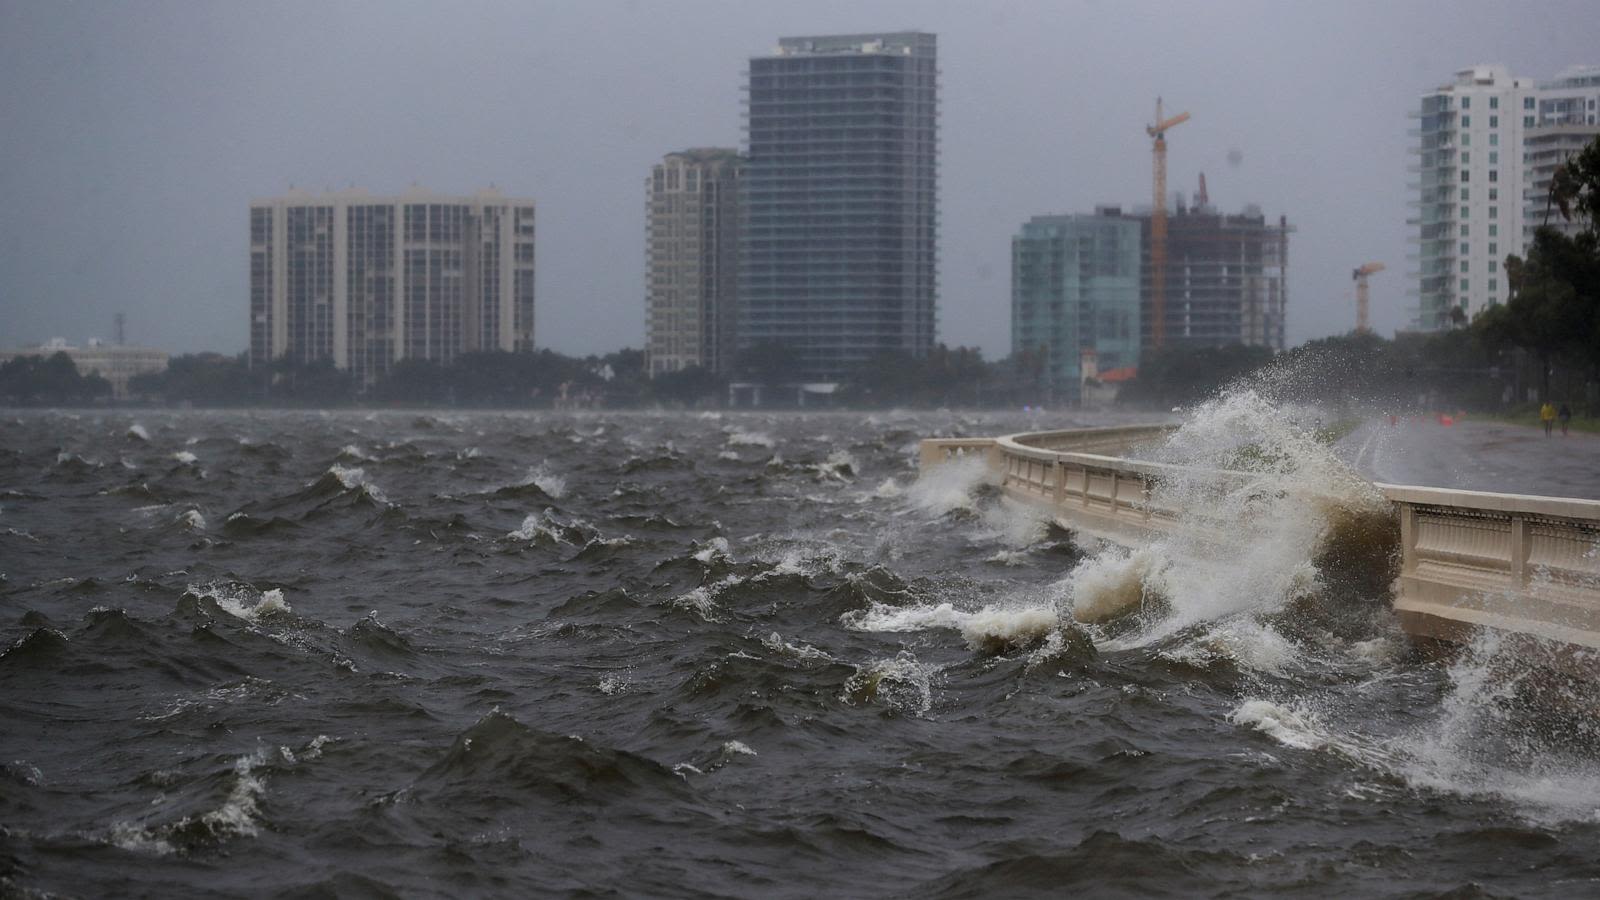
top-left (1011, 209), bottom-right (1142, 404)
top-left (250, 188), bottom-right (535, 384)
top-left (743, 32), bottom-right (938, 382)
top-left (646, 149), bottom-right (742, 377)
top-left (1523, 66), bottom-right (1600, 244)
top-left (1411, 64), bottom-right (1599, 330)
top-left (1411, 66), bottom-right (1536, 330)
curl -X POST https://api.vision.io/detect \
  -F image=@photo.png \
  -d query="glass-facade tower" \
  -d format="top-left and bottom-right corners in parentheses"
top-left (1011, 211), bottom-right (1142, 405)
top-left (742, 32), bottom-right (938, 382)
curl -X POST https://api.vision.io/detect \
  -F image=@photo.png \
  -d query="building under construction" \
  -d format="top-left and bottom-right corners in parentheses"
top-left (1139, 199), bottom-right (1291, 352)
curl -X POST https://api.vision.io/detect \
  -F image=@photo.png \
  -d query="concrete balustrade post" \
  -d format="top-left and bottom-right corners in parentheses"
top-left (1054, 458), bottom-right (1066, 503)
top-left (1399, 504), bottom-right (1418, 576)
top-left (1511, 514), bottom-right (1529, 587)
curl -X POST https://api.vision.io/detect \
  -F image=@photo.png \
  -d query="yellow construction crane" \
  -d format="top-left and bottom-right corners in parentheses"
top-left (1146, 98), bottom-right (1190, 350)
top-left (1352, 262), bottom-right (1385, 334)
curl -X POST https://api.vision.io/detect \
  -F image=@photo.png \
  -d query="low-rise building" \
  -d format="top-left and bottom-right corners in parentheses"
top-left (0, 338), bottom-right (168, 399)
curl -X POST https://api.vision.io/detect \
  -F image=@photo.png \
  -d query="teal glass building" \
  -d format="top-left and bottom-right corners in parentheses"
top-left (1011, 210), bottom-right (1142, 404)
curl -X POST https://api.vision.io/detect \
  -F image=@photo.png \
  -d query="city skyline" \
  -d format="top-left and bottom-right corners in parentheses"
top-left (2, 1), bottom-right (1596, 359)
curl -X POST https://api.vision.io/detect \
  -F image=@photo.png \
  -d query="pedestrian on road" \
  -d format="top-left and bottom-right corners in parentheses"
top-left (1541, 402), bottom-right (1557, 437)
top-left (1558, 402), bottom-right (1572, 437)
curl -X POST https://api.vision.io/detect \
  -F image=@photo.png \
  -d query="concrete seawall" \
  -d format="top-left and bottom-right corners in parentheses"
top-left (920, 427), bottom-right (1600, 670)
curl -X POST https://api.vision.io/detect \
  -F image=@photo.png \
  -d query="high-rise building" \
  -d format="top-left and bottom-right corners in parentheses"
top-left (1145, 203), bottom-right (1290, 351)
top-left (646, 149), bottom-right (742, 377)
top-left (1523, 66), bottom-right (1600, 243)
top-left (742, 32), bottom-right (938, 382)
top-left (1410, 64), bottom-right (1600, 330)
top-left (1011, 210), bottom-right (1142, 404)
top-left (250, 188), bottom-right (535, 384)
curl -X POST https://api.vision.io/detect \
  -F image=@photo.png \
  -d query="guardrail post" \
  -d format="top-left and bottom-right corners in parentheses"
top-left (1053, 458), bottom-right (1066, 504)
top-left (1511, 514), bottom-right (1529, 587)
top-left (1399, 503), bottom-right (1418, 576)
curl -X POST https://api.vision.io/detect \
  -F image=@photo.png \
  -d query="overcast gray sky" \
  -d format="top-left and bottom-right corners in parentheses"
top-left (1, 0), bottom-right (1592, 358)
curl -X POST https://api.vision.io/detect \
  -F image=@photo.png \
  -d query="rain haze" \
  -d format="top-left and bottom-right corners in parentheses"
top-left (0, 0), bottom-right (1593, 356)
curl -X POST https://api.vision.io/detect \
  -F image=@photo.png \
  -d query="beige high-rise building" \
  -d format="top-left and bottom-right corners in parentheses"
top-left (250, 187), bottom-right (535, 384)
top-left (645, 149), bottom-right (741, 376)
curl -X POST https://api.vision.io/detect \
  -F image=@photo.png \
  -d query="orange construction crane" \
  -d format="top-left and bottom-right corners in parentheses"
top-left (1146, 98), bottom-right (1190, 350)
top-left (1352, 262), bottom-right (1385, 333)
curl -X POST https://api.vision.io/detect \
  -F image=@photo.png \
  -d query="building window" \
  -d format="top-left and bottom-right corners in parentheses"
top-left (1490, 133), bottom-right (1498, 146)
top-left (1488, 260), bottom-right (1497, 272)
top-left (1462, 115), bottom-right (1471, 127)
top-left (1488, 188), bottom-right (1497, 201)
top-left (1462, 151), bottom-right (1471, 164)
top-left (1489, 151), bottom-right (1498, 164)
top-left (1524, 115), bottom-right (1534, 127)
top-left (1460, 223), bottom-right (1469, 236)
top-left (1490, 206), bottom-right (1497, 219)
top-left (1461, 205), bottom-right (1470, 218)
top-left (1489, 170), bottom-right (1498, 182)
top-left (1460, 278), bottom-right (1471, 292)
top-left (1524, 96), bottom-right (1535, 110)
top-left (1460, 260), bottom-right (1470, 273)
top-left (1489, 242), bottom-right (1497, 255)
top-left (1489, 224), bottom-right (1498, 237)
top-left (1462, 134), bottom-right (1471, 146)
top-left (1461, 97), bottom-right (1471, 109)
top-left (1461, 169), bottom-right (1470, 182)
top-left (1460, 241), bottom-right (1470, 255)
top-left (1488, 278), bottom-right (1498, 292)
top-left (1489, 115), bottom-right (1498, 128)
top-left (1460, 188), bottom-right (1470, 201)
top-left (1489, 96), bottom-right (1498, 109)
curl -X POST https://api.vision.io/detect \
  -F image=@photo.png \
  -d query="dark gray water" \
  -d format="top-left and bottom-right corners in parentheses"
top-left (3, 408), bottom-right (1599, 898)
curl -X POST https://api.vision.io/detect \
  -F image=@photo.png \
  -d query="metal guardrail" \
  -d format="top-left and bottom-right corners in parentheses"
top-left (919, 427), bottom-right (1600, 663)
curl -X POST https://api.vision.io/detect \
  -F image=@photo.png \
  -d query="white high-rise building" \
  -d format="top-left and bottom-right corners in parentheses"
top-left (1523, 66), bottom-right (1600, 242)
top-left (250, 188), bottom-right (535, 385)
top-left (1410, 65), bottom-right (1600, 331)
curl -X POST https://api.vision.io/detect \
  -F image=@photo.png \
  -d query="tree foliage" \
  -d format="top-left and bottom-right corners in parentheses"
top-left (1478, 135), bottom-right (1600, 404)
top-left (0, 352), bottom-right (114, 405)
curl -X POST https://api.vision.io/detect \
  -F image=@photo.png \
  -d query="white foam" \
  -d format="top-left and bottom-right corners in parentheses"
top-left (721, 740), bottom-right (757, 757)
top-left (172, 450), bottom-right (198, 465)
top-left (725, 428), bottom-right (775, 448)
top-left (761, 631), bottom-right (834, 661)
top-left (844, 601), bottom-right (1060, 654)
top-left (177, 509), bottom-right (207, 531)
top-left (190, 584), bottom-right (292, 622)
top-left (517, 463), bottom-right (566, 499)
top-left (906, 453), bottom-right (990, 516)
top-left (693, 537), bottom-right (731, 564)
top-left (811, 449), bottom-right (857, 481)
top-left (126, 423), bottom-right (150, 441)
top-left (841, 650), bottom-right (939, 716)
top-left (1230, 699), bottom-right (1329, 750)
top-left (873, 478), bottom-right (903, 499)
top-left (325, 465), bottom-right (388, 503)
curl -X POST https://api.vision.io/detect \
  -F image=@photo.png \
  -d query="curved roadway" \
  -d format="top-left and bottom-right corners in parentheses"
top-left (1339, 417), bottom-right (1600, 501)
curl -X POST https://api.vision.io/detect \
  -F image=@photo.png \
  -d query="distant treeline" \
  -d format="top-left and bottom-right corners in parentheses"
top-left (0, 352), bottom-right (113, 406)
top-left (118, 344), bottom-right (1026, 409)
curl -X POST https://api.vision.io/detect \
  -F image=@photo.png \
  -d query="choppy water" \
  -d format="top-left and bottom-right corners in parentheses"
top-left (4, 406), bottom-right (1600, 898)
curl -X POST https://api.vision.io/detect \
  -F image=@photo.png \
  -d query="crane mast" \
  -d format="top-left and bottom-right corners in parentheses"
top-left (1146, 98), bottom-right (1190, 350)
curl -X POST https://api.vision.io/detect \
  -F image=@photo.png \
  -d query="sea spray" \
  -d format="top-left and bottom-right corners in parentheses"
top-left (907, 452), bottom-right (992, 517)
top-left (1070, 389), bottom-right (1392, 659)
